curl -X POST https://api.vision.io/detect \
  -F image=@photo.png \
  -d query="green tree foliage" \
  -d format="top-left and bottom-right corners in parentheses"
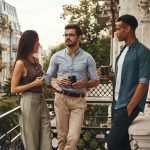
top-left (2, 78), bottom-right (12, 97)
top-left (0, 96), bottom-right (19, 136)
top-left (43, 0), bottom-right (110, 71)
top-left (43, 43), bottom-right (65, 72)
top-left (60, 0), bottom-right (110, 66)
top-left (44, 87), bottom-right (55, 99)
top-left (43, 54), bottom-right (51, 73)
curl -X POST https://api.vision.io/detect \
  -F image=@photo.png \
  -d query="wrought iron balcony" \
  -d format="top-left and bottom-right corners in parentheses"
top-left (0, 100), bottom-right (112, 150)
top-left (1, 80), bottom-right (148, 149)
top-left (0, 81), bottom-right (113, 149)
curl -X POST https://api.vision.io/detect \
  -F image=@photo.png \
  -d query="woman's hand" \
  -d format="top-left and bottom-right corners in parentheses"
top-left (33, 77), bottom-right (45, 86)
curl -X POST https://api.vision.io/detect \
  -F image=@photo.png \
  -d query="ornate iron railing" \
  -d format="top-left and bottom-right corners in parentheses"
top-left (0, 99), bottom-right (112, 150)
top-left (1, 80), bottom-right (150, 149)
top-left (88, 80), bottom-right (113, 97)
top-left (1, 99), bottom-right (146, 150)
top-left (2, 81), bottom-right (146, 149)
top-left (48, 98), bottom-right (112, 150)
top-left (51, 126), bottom-right (110, 150)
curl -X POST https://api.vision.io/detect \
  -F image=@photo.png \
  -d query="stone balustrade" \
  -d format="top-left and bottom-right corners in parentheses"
top-left (129, 105), bottom-right (150, 150)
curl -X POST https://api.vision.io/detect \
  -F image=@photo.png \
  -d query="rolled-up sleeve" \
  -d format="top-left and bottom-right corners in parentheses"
top-left (138, 49), bottom-right (150, 85)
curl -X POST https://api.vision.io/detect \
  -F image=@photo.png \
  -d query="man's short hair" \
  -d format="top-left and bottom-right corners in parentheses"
top-left (65, 24), bottom-right (82, 36)
top-left (117, 14), bottom-right (138, 30)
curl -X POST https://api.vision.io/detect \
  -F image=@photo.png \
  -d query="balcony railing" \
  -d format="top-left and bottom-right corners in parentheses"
top-left (0, 81), bottom-right (113, 149)
top-left (0, 100), bottom-right (112, 150)
top-left (0, 106), bottom-right (23, 149)
top-left (1, 79), bottom-right (150, 149)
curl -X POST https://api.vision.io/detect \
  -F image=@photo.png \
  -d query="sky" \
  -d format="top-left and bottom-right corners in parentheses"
top-left (5, 0), bottom-right (79, 50)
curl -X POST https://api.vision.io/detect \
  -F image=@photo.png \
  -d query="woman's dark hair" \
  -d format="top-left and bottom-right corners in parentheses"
top-left (16, 30), bottom-right (39, 60)
top-left (117, 14), bottom-right (138, 31)
top-left (65, 24), bottom-right (82, 36)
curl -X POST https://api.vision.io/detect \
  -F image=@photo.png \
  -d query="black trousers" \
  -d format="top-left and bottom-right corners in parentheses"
top-left (107, 106), bottom-right (140, 150)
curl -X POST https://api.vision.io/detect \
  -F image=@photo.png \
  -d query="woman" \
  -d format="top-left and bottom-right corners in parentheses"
top-left (11, 30), bottom-right (52, 150)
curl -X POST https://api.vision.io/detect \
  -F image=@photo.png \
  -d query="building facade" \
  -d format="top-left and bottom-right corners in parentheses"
top-left (0, 0), bottom-right (21, 88)
top-left (0, 0), bottom-right (46, 91)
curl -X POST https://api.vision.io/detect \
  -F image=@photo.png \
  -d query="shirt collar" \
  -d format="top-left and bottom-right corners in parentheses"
top-left (128, 39), bottom-right (139, 50)
top-left (66, 47), bottom-right (81, 56)
top-left (121, 39), bottom-right (139, 52)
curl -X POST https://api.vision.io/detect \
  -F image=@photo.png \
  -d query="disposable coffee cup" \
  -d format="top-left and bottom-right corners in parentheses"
top-left (43, 73), bottom-right (51, 86)
top-left (101, 66), bottom-right (110, 76)
top-left (68, 75), bottom-right (77, 84)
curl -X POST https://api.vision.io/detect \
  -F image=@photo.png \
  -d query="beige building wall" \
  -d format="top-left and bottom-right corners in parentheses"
top-left (119, 0), bottom-right (150, 48)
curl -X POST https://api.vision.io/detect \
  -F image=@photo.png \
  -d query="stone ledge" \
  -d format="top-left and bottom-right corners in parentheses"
top-left (129, 115), bottom-right (150, 136)
top-left (129, 115), bottom-right (150, 149)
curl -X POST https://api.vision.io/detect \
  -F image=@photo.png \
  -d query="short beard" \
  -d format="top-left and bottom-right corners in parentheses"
top-left (67, 44), bottom-right (75, 48)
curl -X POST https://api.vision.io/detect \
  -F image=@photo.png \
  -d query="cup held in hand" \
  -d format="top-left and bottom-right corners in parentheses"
top-left (68, 76), bottom-right (77, 84)
top-left (101, 66), bottom-right (110, 76)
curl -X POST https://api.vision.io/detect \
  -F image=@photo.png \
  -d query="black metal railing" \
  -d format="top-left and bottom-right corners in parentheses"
top-left (0, 99), bottom-right (150, 150)
top-left (0, 106), bottom-right (23, 150)
top-left (48, 98), bottom-right (112, 150)
top-left (51, 126), bottom-right (110, 150)
top-left (3, 81), bottom-right (147, 149)
top-left (0, 99), bottom-right (112, 150)
top-left (0, 81), bottom-right (112, 149)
